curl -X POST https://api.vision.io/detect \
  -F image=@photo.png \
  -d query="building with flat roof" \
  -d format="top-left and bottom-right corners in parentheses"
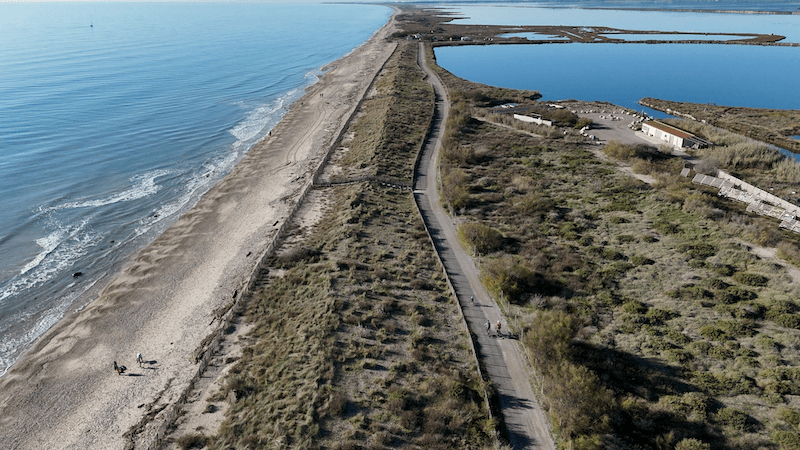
top-left (641, 120), bottom-right (710, 149)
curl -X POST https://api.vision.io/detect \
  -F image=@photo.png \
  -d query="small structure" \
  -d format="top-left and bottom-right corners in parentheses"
top-left (641, 121), bottom-right (710, 149)
top-left (513, 113), bottom-right (553, 127)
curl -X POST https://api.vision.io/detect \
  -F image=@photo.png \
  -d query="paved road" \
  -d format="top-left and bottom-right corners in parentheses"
top-left (414, 43), bottom-right (555, 450)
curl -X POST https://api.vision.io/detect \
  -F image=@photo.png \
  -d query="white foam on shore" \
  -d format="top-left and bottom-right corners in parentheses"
top-left (51, 169), bottom-right (173, 211)
top-left (0, 279), bottom-right (94, 377)
top-left (2, 218), bottom-right (99, 303)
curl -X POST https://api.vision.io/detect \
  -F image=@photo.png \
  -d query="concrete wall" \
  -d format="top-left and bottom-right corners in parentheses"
top-left (513, 113), bottom-right (552, 127)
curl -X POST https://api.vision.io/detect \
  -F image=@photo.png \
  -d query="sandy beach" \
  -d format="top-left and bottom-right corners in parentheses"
top-left (0, 13), bottom-right (397, 450)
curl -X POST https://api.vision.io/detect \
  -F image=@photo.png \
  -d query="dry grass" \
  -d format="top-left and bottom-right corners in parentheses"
top-left (208, 40), bottom-right (497, 449)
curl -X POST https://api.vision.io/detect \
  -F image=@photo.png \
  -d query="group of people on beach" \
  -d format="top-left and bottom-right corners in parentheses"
top-left (113, 353), bottom-right (147, 375)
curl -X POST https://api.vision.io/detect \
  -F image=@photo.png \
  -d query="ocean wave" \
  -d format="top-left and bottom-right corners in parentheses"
top-left (0, 280), bottom-right (92, 377)
top-left (1, 217), bottom-right (100, 302)
top-left (50, 169), bottom-right (173, 211)
top-left (132, 158), bottom-right (231, 238)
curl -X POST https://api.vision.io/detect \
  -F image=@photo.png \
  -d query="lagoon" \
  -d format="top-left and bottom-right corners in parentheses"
top-left (444, 4), bottom-right (800, 43)
top-left (435, 43), bottom-right (800, 115)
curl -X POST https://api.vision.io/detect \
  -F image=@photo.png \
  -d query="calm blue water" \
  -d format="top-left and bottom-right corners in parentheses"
top-left (435, 44), bottom-right (800, 111)
top-left (445, 3), bottom-right (800, 43)
top-left (436, 2), bottom-right (800, 122)
top-left (0, 2), bottom-right (390, 375)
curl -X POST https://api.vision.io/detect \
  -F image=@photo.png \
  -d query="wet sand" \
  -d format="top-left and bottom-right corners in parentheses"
top-left (0, 13), bottom-right (397, 450)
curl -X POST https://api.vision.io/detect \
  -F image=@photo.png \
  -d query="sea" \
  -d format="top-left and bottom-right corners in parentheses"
top-left (0, 2), bottom-right (391, 376)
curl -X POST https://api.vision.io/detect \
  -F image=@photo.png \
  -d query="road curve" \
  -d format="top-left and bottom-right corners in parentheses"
top-left (413, 42), bottom-right (555, 450)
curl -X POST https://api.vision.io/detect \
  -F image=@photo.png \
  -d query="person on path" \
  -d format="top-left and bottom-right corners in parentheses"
top-left (470, 296), bottom-right (474, 306)
top-left (136, 353), bottom-right (144, 368)
top-left (485, 320), bottom-right (491, 334)
top-left (496, 321), bottom-right (502, 338)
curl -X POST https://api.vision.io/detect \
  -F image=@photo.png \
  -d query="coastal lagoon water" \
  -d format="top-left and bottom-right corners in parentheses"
top-left (445, 3), bottom-right (800, 43)
top-left (435, 43), bottom-right (800, 113)
top-left (436, 3), bottom-right (800, 115)
top-left (0, 2), bottom-right (390, 375)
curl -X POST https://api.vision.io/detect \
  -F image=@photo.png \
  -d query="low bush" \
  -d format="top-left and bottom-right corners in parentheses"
top-left (678, 243), bottom-right (717, 260)
top-left (777, 241), bottom-right (800, 267)
top-left (457, 222), bottom-right (504, 255)
top-left (732, 272), bottom-right (769, 287)
top-left (692, 371), bottom-right (757, 396)
top-left (773, 431), bottom-right (800, 450)
top-left (630, 255), bottom-right (655, 266)
top-left (675, 438), bottom-right (710, 450)
top-left (176, 433), bottom-right (208, 450)
top-left (714, 407), bottom-right (749, 432)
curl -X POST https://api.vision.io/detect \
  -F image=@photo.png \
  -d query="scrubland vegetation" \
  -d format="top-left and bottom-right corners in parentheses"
top-left (171, 8), bottom-right (800, 449)
top-left (178, 40), bottom-right (499, 450)
top-left (428, 42), bottom-right (800, 449)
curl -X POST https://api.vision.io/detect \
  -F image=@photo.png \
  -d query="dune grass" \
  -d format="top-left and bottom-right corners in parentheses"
top-left (203, 40), bottom-right (498, 450)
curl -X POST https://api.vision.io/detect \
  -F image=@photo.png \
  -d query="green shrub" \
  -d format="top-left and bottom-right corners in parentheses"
top-left (777, 241), bottom-right (800, 267)
top-left (616, 234), bottom-right (636, 244)
top-left (630, 255), bottom-right (655, 266)
top-left (778, 407), bottom-right (800, 427)
top-left (664, 349), bottom-right (692, 364)
top-left (457, 222), bottom-right (504, 255)
top-left (773, 431), bottom-right (800, 450)
top-left (708, 345), bottom-right (735, 360)
top-left (544, 362), bottom-right (613, 439)
top-left (675, 438), bottom-right (710, 450)
top-left (559, 222), bottom-right (582, 240)
top-left (705, 278), bottom-right (731, 291)
top-left (514, 192), bottom-right (556, 217)
top-left (684, 285), bottom-right (713, 300)
top-left (441, 168), bottom-right (471, 210)
top-left (765, 310), bottom-right (800, 329)
top-left (724, 286), bottom-right (756, 302)
top-left (601, 248), bottom-right (626, 260)
top-left (176, 433), bottom-right (209, 450)
top-left (693, 371), bottom-right (757, 396)
top-left (713, 264), bottom-right (736, 276)
top-left (733, 272), bottom-right (769, 287)
top-left (688, 259), bottom-right (706, 269)
top-left (646, 308), bottom-right (677, 324)
top-left (665, 329), bottom-right (691, 345)
top-left (622, 300), bottom-right (648, 315)
top-left (678, 243), bottom-right (717, 260)
top-left (715, 407), bottom-right (749, 432)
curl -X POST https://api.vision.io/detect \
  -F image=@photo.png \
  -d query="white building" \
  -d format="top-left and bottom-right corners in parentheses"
top-left (641, 121), bottom-right (709, 149)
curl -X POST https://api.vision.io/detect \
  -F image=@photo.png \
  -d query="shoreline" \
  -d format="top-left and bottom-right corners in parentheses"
top-left (0, 11), bottom-right (397, 450)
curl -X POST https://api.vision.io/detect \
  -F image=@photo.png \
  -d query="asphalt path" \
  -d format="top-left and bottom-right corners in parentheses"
top-left (414, 43), bottom-right (555, 450)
